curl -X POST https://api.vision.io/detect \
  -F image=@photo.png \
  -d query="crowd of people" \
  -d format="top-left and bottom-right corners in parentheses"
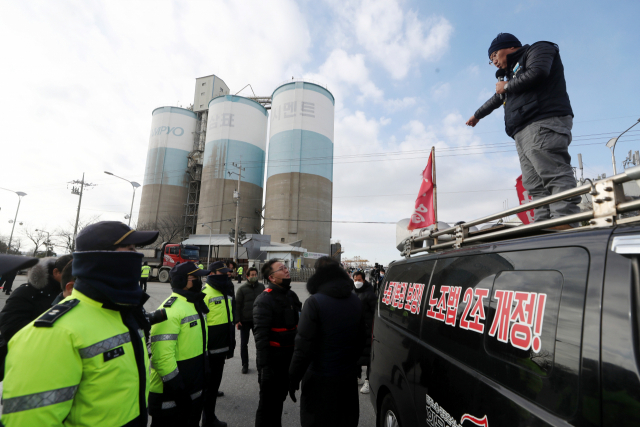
top-left (0, 220), bottom-right (380, 427)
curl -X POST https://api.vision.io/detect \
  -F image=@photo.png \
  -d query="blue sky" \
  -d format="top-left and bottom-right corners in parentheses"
top-left (1, 0), bottom-right (638, 264)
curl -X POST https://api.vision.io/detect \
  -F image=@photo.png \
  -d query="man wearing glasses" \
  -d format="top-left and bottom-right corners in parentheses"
top-left (253, 260), bottom-right (302, 427)
top-left (466, 33), bottom-right (579, 228)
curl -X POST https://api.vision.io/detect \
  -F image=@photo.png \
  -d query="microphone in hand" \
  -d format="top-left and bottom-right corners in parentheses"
top-left (495, 69), bottom-right (507, 100)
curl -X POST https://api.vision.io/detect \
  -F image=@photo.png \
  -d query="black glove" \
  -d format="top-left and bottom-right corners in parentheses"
top-left (288, 381), bottom-right (299, 403)
top-left (164, 374), bottom-right (191, 411)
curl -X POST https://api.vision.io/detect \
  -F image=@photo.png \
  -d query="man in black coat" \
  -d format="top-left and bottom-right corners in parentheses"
top-left (289, 257), bottom-right (365, 427)
top-left (466, 33), bottom-right (580, 226)
top-left (0, 255), bottom-right (73, 341)
top-left (352, 270), bottom-right (375, 394)
top-left (235, 267), bottom-right (265, 373)
top-left (253, 259), bottom-right (302, 427)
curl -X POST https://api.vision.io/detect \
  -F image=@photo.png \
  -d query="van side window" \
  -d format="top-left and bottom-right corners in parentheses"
top-left (379, 260), bottom-right (435, 335)
top-left (484, 270), bottom-right (563, 376)
top-left (420, 254), bottom-right (505, 364)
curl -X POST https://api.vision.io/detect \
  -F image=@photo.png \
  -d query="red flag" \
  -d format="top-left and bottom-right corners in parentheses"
top-left (408, 153), bottom-right (436, 230)
top-left (515, 175), bottom-right (535, 224)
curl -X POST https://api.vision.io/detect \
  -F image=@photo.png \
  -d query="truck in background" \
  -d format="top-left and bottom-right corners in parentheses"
top-left (139, 242), bottom-right (201, 283)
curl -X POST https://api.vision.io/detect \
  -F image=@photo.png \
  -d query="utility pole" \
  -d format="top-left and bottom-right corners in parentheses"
top-left (227, 161), bottom-right (245, 264)
top-left (69, 173), bottom-right (96, 251)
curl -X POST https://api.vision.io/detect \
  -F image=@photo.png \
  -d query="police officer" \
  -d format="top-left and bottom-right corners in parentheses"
top-left (1, 221), bottom-right (158, 426)
top-left (148, 262), bottom-right (210, 427)
top-left (201, 261), bottom-right (236, 427)
top-left (253, 259), bottom-right (302, 427)
top-left (236, 265), bottom-right (243, 284)
top-left (198, 262), bottom-right (204, 270)
top-left (140, 261), bottom-right (151, 291)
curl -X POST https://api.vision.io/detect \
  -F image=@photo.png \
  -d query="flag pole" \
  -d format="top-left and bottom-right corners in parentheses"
top-left (432, 146), bottom-right (438, 245)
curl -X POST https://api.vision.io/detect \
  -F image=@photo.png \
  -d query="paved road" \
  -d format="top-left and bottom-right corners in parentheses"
top-left (0, 276), bottom-right (377, 426)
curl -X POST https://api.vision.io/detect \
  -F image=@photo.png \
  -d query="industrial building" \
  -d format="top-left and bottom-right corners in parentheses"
top-left (138, 75), bottom-right (336, 264)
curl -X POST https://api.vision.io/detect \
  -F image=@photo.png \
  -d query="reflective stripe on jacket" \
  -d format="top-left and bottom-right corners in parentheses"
top-left (203, 284), bottom-right (234, 353)
top-left (141, 266), bottom-right (151, 278)
top-left (1, 290), bottom-right (150, 427)
top-left (149, 293), bottom-right (207, 397)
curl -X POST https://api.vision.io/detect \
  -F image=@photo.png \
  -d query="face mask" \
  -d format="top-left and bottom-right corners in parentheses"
top-left (354, 281), bottom-right (364, 289)
top-left (248, 277), bottom-right (258, 283)
top-left (279, 278), bottom-right (292, 290)
top-left (379, 273), bottom-right (384, 278)
top-left (189, 278), bottom-right (203, 292)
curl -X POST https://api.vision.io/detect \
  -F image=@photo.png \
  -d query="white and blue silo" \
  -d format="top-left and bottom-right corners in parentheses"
top-left (196, 95), bottom-right (268, 235)
top-left (263, 81), bottom-right (335, 255)
top-left (138, 106), bottom-right (197, 226)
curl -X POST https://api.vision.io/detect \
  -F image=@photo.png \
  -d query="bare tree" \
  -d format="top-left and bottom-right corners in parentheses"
top-left (54, 215), bottom-right (102, 254)
top-left (22, 228), bottom-right (48, 256)
top-left (0, 236), bottom-right (22, 255)
top-left (136, 215), bottom-right (184, 247)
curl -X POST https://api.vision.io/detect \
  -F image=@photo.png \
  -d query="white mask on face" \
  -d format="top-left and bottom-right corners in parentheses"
top-left (354, 281), bottom-right (364, 289)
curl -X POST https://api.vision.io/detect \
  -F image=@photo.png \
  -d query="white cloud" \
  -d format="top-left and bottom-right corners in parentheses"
top-left (327, 0), bottom-right (454, 79)
top-left (431, 82), bottom-right (451, 100)
top-left (385, 97), bottom-right (417, 112)
top-left (0, 0), bottom-right (311, 250)
top-left (305, 48), bottom-right (383, 106)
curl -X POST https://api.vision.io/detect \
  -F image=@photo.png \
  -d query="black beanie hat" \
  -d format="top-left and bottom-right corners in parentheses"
top-left (488, 33), bottom-right (522, 58)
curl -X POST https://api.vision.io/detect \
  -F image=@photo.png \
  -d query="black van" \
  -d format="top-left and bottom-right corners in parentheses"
top-left (370, 224), bottom-right (640, 427)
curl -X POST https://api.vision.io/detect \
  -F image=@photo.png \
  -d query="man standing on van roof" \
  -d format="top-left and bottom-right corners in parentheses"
top-left (466, 33), bottom-right (581, 226)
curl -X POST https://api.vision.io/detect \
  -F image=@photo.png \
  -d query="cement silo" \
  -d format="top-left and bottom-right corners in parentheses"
top-left (138, 106), bottom-right (197, 227)
top-left (263, 81), bottom-right (335, 254)
top-left (196, 95), bottom-right (268, 236)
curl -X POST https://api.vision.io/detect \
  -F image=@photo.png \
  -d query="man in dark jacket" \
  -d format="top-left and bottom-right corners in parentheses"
top-left (236, 267), bottom-right (264, 373)
top-left (253, 259), bottom-right (302, 427)
top-left (352, 270), bottom-right (375, 394)
top-left (0, 254), bottom-right (73, 341)
top-left (289, 257), bottom-right (365, 427)
top-left (466, 33), bottom-right (580, 226)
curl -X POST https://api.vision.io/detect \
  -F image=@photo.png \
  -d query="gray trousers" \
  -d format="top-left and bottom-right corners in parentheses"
top-left (514, 115), bottom-right (581, 222)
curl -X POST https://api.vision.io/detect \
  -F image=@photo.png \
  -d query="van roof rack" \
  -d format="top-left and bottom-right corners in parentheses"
top-left (402, 165), bottom-right (640, 258)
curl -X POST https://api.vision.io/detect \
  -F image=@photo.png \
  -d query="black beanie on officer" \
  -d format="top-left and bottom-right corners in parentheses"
top-left (488, 33), bottom-right (522, 58)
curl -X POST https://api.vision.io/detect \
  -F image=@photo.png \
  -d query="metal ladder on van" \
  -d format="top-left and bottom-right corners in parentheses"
top-left (402, 165), bottom-right (640, 258)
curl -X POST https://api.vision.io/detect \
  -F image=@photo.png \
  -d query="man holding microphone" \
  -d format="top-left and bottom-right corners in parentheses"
top-left (466, 33), bottom-right (580, 227)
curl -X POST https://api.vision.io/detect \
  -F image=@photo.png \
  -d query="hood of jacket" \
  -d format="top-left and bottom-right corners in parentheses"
top-left (307, 263), bottom-right (353, 299)
top-left (27, 257), bottom-right (57, 290)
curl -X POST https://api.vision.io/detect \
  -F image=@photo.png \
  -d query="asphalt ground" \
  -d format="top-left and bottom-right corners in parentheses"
top-left (0, 275), bottom-right (377, 426)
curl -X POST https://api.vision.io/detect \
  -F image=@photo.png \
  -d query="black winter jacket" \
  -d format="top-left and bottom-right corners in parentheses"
top-left (475, 41), bottom-right (573, 138)
top-left (236, 280), bottom-right (265, 323)
top-left (289, 265), bottom-right (365, 386)
top-left (0, 260), bottom-right (61, 341)
top-left (253, 283), bottom-right (302, 370)
top-left (354, 281), bottom-right (376, 365)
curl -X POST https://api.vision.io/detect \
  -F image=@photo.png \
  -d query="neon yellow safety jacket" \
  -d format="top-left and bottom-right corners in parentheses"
top-left (198, 264), bottom-right (203, 270)
top-left (237, 266), bottom-right (243, 276)
top-left (203, 282), bottom-right (234, 356)
top-left (149, 291), bottom-right (208, 412)
top-left (141, 265), bottom-right (151, 278)
top-left (1, 290), bottom-right (150, 427)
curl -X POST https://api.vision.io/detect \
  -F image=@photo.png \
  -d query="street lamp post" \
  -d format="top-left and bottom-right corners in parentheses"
top-left (1, 188), bottom-right (27, 254)
top-left (606, 118), bottom-right (640, 175)
top-left (201, 224), bottom-right (213, 265)
top-left (104, 171), bottom-right (141, 227)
